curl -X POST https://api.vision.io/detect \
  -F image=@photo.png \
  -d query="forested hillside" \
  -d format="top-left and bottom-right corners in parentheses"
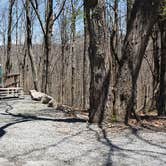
top-left (0, 0), bottom-right (165, 125)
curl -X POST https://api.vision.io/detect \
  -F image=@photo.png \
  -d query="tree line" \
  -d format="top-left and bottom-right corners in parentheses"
top-left (0, 0), bottom-right (165, 125)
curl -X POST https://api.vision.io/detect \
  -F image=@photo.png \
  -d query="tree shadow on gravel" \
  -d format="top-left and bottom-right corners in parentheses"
top-left (87, 124), bottom-right (166, 166)
top-left (0, 102), bottom-right (86, 138)
top-left (0, 119), bottom-right (32, 138)
top-left (128, 124), bottom-right (166, 150)
top-left (87, 124), bottom-right (114, 166)
top-left (1, 102), bottom-right (166, 165)
top-left (9, 129), bottom-right (90, 161)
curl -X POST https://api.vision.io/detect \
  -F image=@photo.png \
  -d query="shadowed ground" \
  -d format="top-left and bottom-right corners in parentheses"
top-left (0, 96), bottom-right (166, 166)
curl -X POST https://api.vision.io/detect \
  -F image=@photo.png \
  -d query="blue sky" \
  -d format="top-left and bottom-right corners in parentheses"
top-left (0, 0), bottom-right (126, 45)
top-left (0, 1), bottom-right (8, 7)
top-left (0, 0), bottom-right (85, 45)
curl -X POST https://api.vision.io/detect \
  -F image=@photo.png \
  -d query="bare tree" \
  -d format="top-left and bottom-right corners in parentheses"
top-left (41, 0), bottom-right (54, 93)
top-left (0, 11), bottom-right (7, 68)
top-left (30, 0), bottom-right (66, 94)
top-left (158, 9), bottom-right (166, 116)
top-left (5, 0), bottom-right (15, 75)
top-left (150, 25), bottom-right (160, 110)
top-left (126, 0), bottom-right (134, 24)
top-left (60, 6), bottom-right (68, 103)
top-left (25, 0), bottom-right (39, 90)
top-left (85, 0), bottom-right (111, 124)
top-left (113, 0), bottom-right (161, 124)
top-left (82, 1), bottom-right (88, 109)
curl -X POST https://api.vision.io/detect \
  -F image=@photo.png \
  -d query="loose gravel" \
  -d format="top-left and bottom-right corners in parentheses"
top-left (0, 96), bottom-right (166, 166)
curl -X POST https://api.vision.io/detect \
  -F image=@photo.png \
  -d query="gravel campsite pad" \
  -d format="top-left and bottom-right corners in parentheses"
top-left (0, 97), bottom-right (166, 166)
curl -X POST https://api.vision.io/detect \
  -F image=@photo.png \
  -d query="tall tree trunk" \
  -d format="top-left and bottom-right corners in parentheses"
top-left (71, 0), bottom-right (76, 106)
top-left (113, 0), bottom-right (161, 124)
top-left (82, 4), bottom-right (88, 109)
top-left (41, 0), bottom-right (54, 94)
top-left (110, 0), bottom-right (120, 118)
top-left (85, 0), bottom-right (111, 124)
top-left (126, 0), bottom-right (134, 24)
top-left (60, 37), bottom-right (65, 104)
top-left (151, 25), bottom-right (160, 110)
top-left (158, 19), bottom-right (166, 116)
top-left (110, 0), bottom-right (120, 65)
top-left (22, 45), bottom-right (27, 90)
top-left (60, 9), bottom-right (68, 104)
top-left (26, 0), bottom-right (38, 90)
top-left (6, 0), bottom-right (15, 75)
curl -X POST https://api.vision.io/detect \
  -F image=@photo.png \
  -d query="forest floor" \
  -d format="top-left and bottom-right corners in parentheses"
top-left (0, 96), bottom-right (166, 166)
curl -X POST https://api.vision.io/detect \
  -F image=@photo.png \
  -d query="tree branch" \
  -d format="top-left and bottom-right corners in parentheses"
top-left (53, 0), bottom-right (67, 21)
top-left (29, 0), bottom-right (46, 36)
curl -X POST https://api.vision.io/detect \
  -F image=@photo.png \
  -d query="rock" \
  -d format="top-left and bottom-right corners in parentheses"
top-left (30, 90), bottom-right (57, 107)
top-left (41, 95), bottom-right (53, 104)
top-left (48, 99), bottom-right (58, 108)
top-left (29, 90), bottom-right (46, 101)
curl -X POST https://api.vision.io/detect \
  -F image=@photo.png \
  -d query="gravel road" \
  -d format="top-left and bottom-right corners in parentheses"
top-left (0, 97), bottom-right (166, 166)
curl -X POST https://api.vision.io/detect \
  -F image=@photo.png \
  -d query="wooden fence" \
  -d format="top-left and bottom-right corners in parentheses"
top-left (4, 73), bottom-right (20, 88)
top-left (0, 73), bottom-right (23, 98)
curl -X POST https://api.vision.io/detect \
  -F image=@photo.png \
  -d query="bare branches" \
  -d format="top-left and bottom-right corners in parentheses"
top-left (53, 0), bottom-right (67, 21)
top-left (29, 0), bottom-right (46, 36)
top-left (29, 0), bottom-right (67, 36)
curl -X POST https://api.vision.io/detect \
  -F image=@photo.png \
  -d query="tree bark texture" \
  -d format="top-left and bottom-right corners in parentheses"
top-left (151, 25), bottom-right (160, 110)
top-left (41, 0), bottom-right (54, 94)
top-left (6, 0), bottom-right (15, 75)
top-left (60, 9), bottom-right (68, 104)
top-left (71, 0), bottom-right (76, 106)
top-left (85, 0), bottom-right (111, 124)
top-left (26, 0), bottom-right (39, 90)
top-left (158, 19), bottom-right (166, 116)
top-left (113, 0), bottom-right (161, 123)
top-left (82, 4), bottom-right (89, 109)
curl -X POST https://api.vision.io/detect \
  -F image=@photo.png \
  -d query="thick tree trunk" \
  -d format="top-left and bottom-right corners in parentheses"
top-left (113, 0), bottom-right (160, 123)
top-left (85, 0), bottom-right (111, 124)
top-left (158, 19), bottom-right (166, 116)
top-left (26, 0), bottom-right (38, 90)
